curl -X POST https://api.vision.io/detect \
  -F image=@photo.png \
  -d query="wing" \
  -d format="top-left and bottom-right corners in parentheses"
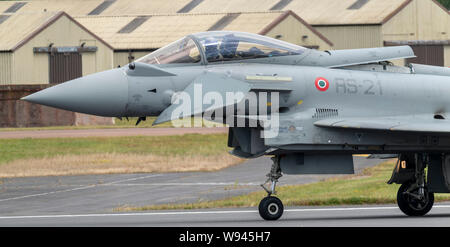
top-left (300, 46), bottom-right (416, 68)
top-left (314, 116), bottom-right (450, 133)
top-left (153, 72), bottom-right (251, 125)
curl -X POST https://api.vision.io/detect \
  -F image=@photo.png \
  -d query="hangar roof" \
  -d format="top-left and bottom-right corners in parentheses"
top-left (0, 0), bottom-right (104, 16)
top-left (1, 0), bottom-right (448, 25)
top-left (187, 0), bottom-right (450, 25)
top-left (0, 11), bottom-right (58, 51)
top-left (75, 10), bottom-right (332, 50)
top-left (0, 0), bottom-right (192, 16)
top-left (74, 0), bottom-right (448, 25)
top-left (92, 0), bottom-right (193, 15)
top-left (0, 11), bottom-right (113, 51)
top-left (187, 0), bottom-right (413, 25)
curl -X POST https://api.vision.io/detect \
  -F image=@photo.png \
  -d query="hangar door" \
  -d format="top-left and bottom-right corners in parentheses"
top-left (49, 52), bottom-right (82, 84)
top-left (406, 45), bottom-right (444, 66)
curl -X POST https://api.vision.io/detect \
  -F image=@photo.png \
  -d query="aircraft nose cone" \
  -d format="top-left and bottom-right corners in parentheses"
top-left (21, 68), bottom-right (128, 117)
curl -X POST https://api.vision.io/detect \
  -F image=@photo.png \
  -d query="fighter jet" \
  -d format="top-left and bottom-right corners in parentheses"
top-left (22, 31), bottom-right (450, 220)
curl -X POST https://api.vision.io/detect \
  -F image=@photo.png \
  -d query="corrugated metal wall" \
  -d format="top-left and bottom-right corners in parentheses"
top-left (113, 51), bottom-right (150, 68)
top-left (264, 14), bottom-right (333, 50)
top-left (406, 45), bottom-right (444, 66)
top-left (10, 15), bottom-right (113, 85)
top-left (382, 0), bottom-right (449, 41)
top-left (49, 52), bottom-right (82, 83)
top-left (381, 0), bottom-right (449, 67)
top-left (314, 25), bottom-right (382, 49)
top-left (0, 52), bottom-right (12, 84)
top-left (113, 52), bottom-right (130, 68)
top-left (381, 0), bottom-right (416, 42)
top-left (445, 46), bottom-right (450, 67)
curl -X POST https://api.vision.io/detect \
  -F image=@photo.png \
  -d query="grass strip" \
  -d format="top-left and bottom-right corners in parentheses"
top-left (0, 134), bottom-right (229, 164)
top-left (0, 134), bottom-right (242, 177)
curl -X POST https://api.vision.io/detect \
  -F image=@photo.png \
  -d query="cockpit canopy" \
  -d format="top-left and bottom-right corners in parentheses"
top-left (137, 31), bottom-right (306, 65)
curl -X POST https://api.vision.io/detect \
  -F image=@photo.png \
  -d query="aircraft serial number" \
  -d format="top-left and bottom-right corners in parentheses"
top-left (335, 78), bottom-right (383, 95)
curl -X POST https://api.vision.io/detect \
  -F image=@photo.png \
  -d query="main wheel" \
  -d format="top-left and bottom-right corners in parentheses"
top-left (397, 183), bottom-right (434, 216)
top-left (258, 196), bottom-right (284, 220)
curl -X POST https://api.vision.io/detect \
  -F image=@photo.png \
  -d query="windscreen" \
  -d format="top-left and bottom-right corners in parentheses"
top-left (137, 37), bottom-right (201, 65)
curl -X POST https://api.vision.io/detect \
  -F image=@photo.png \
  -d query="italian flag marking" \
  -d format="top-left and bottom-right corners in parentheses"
top-left (315, 77), bottom-right (330, 91)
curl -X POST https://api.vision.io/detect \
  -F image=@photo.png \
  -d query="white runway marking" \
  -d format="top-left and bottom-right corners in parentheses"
top-left (2, 205), bottom-right (450, 220)
top-left (0, 184), bottom-right (97, 203)
top-left (0, 174), bottom-right (161, 202)
top-left (100, 182), bottom-right (260, 186)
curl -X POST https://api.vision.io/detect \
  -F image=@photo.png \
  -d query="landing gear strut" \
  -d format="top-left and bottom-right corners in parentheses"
top-left (396, 154), bottom-right (434, 216)
top-left (259, 156), bottom-right (284, 220)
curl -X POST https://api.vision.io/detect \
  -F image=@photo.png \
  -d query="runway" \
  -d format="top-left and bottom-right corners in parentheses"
top-left (0, 156), bottom-right (417, 226)
top-left (2, 204), bottom-right (450, 226)
top-left (0, 156), bottom-right (379, 215)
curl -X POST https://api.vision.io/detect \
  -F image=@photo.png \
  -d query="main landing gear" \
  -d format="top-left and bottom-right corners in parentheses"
top-left (389, 153), bottom-right (434, 216)
top-left (258, 153), bottom-right (437, 220)
top-left (397, 182), bottom-right (434, 216)
top-left (259, 156), bottom-right (284, 220)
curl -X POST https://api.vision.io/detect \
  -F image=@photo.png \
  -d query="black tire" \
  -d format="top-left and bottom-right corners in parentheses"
top-left (397, 183), bottom-right (434, 216)
top-left (258, 196), bottom-right (284, 221)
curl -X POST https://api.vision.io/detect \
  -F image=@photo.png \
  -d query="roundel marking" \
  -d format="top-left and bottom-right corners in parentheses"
top-left (315, 77), bottom-right (329, 91)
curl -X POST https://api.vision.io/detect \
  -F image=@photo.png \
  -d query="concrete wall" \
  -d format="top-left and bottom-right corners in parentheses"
top-left (0, 85), bottom-right (113, 127)
top-left (11, 15), bottom-right (113, 85)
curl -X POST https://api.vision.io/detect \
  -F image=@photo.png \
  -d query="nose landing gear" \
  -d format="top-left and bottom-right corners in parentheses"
top-left (259, 156), bottom-right (284, 220)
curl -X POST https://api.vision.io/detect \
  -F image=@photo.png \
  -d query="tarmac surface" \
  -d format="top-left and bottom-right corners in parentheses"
top-left (1, 128), bottom-right (444, 227)
top-left (0, 156), bottom-right (406, 226)
top-left (3, 204), bottom-right (450, 227)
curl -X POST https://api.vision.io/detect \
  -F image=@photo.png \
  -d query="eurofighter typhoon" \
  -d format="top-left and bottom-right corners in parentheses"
top-left (22, 31), bottom-right (450, 220)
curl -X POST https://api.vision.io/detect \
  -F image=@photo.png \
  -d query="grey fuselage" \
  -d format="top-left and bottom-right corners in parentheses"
top-left (125, 61), bottom-right (450, 155)
top-left (21, 48), bottom-right (450, 156)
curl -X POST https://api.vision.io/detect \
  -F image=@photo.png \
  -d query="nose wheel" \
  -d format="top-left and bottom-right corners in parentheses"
top-left (259, 196), bottom-right (284, 220)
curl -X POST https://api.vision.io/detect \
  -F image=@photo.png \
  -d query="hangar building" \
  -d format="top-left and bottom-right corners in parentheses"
top-left (75, 10), bottom-right (333, 67)
top-left (0, 11), bottom-right (114, 127)
top-left (180, 0), bottom-right (450, 66)
top-left (39, 0), bottom-right (447, 66)
top-left (0, 11), bottom-right (113, 85)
